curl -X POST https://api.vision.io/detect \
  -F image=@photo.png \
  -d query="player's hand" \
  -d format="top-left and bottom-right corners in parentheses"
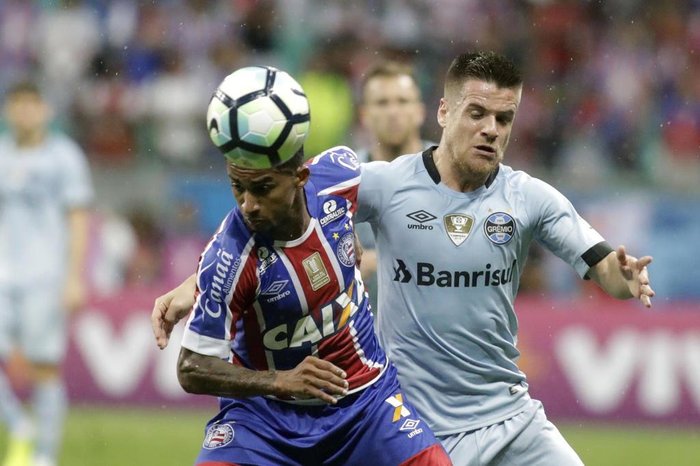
top-left (63, 275), bottom-right (87, 314)
top-left (273, 356), bottom-right (349, 404)
top-left (151, 275), bottom-right (197, 349)
top-left (616, 245), bottom-right (655, 308)
top-left (353, 233), bottom-right (363, 268)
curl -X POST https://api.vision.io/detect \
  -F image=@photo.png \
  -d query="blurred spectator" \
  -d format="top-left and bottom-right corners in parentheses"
top-left (299, 35), bottom-right (356, 157)
top-left (123, 207), bottom-right (164, 287)
top-left (1, 0), bottom-right (699, 298)
top-left (33, 0), bottom-right (101, 116)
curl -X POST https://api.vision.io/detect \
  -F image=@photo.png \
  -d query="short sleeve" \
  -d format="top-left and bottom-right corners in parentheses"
top-left (356, 160), bottom-right (390, 224)
top-left (529, 179), bottom-right (607, 279)
top-left (59, 138), bottom-right (93, 208)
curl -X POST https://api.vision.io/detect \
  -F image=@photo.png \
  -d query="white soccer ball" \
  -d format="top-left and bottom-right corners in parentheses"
top-left (206, 66), bottom-right (310, 169)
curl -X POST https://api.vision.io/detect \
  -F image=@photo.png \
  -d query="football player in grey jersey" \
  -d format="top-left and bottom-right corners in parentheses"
top-left (152, 52), bottom-right (654, 466)
top-left (356, 51), bottom-right (654, 465)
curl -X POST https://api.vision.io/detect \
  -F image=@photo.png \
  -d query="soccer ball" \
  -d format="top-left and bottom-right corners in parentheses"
top-left (206, 66), bottom-right (310, 169)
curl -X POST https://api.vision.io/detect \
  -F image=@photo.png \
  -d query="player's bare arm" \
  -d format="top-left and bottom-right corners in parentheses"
top-left (588, 245), bottom-right (655, 308)
top-left (151, 273), bottom-right (197, 349)
top-left (64, 207), bottom-right (90, 313)
top-left (178, 349), bottom-right (348, 405)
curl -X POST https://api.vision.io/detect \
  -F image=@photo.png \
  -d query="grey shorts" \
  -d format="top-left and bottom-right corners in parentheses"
top-left (0, 283), bottom-right (66, 364)
top-left (438, 399), bottom-right (584, 466)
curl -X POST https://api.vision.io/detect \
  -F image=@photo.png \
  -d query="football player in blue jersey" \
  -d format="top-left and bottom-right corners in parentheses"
top-left (153, 141), bottom-right (451, 466)
top-left (154, 52), bottom-right (654, 466)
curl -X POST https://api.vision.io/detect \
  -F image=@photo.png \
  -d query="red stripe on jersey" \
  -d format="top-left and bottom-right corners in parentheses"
top-left (241, 304), bottom-right (267, 370)
top-left (228, 250), bottom-right (267, 369)
top-left (281, 229), bottom-right (341, 318)
top-left (324, 185), bottom-right (358, 214)
top-left (317, 325), bottom-right (380, 390)
top-left (399, 444), bottom-right (452, 466)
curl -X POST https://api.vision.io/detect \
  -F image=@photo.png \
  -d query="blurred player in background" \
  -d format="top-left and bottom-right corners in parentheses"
top-left (355, 61), bottom-right (433, 313)
top-left (154, 144), bottom-right (451, 465)
top-left (356, 60), bottom-right (429, 165)
top-left (0, 82), bottom-right (93, 466)
top-left (154, 51), bottom-right (656, 465)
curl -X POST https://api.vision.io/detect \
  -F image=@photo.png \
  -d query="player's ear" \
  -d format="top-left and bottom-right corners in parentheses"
top-left (437, 98), bottom-right (448, 128)
top-left (295, 165), bottom-right (310, 188)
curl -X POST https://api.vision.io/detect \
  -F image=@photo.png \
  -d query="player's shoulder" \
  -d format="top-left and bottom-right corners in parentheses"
top-left (499, 164), bottom-right (555, 192)
top-left (47, 133), bottom-right (87, 160)
top-left (0, 133), bottom-right (11, 153)
top-left (498, 164), bottom-right (568, 210)
top-left (208, 208), bottom-right (254, 255)
top-left (361, 151), bottom-right (423, 186)
top-left (306, 145), bottom-right (361, 189)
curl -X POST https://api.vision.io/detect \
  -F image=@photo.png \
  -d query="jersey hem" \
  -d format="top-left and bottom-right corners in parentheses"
top-left (432, 393), bottom-right (532, 436)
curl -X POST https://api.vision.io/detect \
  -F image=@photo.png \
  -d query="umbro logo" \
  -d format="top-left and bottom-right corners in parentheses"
top-left (406, 210), bottom-right (437, 223)
top-left (406, 210), bottom-right (436, 230)
top-left (261, 280), bottom-right (288, 296)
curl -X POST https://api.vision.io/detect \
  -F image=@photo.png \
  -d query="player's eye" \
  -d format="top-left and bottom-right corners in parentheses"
top-left (497, 114), bottom-right (513, 125)
top-left (250, 184), bottom-right (273, 196)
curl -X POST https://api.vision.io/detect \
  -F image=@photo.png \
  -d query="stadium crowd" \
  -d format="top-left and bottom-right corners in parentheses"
top-left (1, 0), bottom-right (698, 296)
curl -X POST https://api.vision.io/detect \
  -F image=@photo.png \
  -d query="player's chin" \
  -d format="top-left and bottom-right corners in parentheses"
top-left (245, 218), bottom-right (271, 234)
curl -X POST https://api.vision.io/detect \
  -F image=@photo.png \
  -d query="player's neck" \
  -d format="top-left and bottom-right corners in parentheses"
top-left (371, 137), bottom-right (423, 162)
top-left (433, 146), bottom-right (489, 193)
top-left (14, 129), bottom-right (46, 148)
top-left (275, 189), bottom-right (311, 241)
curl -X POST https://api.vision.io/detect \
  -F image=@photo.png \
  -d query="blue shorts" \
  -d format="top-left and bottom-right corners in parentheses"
top-left (195, 363), bottom-right (451, 466)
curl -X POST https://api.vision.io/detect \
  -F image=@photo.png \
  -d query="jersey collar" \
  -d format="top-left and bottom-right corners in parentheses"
top-left (421, 145), bottom-right (499, 188)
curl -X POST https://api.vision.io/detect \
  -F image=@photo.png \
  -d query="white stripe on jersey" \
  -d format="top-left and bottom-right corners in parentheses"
top-left (314, 221), bottom-right (345, 286)
top-left (223, 237), bottom-right (255, 341)
top-left (276, 248), bottom-right (310, 315)
top-left (181, 328), bottom-right (231, 359)
top-left (307, 145), bottom-right (355, 165)
top-left (317, 175), bottom-right (361, 196)
top-left (353, 267), bottom-right (366, 304)
top-left (348, 320), bottom-right (383, 369)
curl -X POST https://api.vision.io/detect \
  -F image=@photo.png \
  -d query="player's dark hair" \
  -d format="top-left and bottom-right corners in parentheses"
top-left (445, 51), bottom-right (522, 98)
top-left (6, 80), bottom-right (43, 98)
top-left (360, 60), bottom-right (421, 101)
top-left (273, 147), bottom-right (305, 174)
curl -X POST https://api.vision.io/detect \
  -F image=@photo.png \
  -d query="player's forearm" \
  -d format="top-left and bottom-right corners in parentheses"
top-left (66, 208), bottom-right (90, 278)
top-left (589, 252), bottom-right (634, 299)
top-left (177, 347), bottom-right (279, 398)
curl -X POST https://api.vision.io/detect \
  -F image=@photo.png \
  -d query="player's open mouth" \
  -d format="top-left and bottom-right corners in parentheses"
top-left (474, 145), bottom-right (496, 158)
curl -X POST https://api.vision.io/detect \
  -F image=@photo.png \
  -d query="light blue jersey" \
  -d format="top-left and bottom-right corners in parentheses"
top-left (356, 148), bottom-right (611, 436)
top-left (0, 133), bottom-right (93, 286)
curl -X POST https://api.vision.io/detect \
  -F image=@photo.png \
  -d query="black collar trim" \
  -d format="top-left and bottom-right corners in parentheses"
top-left (421, 146), bottom-right (499, 188)
top-left (422, 146), bottom-right (441, 184)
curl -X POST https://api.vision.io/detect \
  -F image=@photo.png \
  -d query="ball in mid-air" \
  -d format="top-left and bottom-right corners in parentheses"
top-left (207, 66), bottom-right (310, 169)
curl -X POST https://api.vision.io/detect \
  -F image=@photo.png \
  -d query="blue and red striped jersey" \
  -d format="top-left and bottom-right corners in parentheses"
top-left (182, 146), bottom-right (386, 396)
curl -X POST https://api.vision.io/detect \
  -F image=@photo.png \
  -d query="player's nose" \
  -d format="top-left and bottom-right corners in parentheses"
top-left (240, 191), bottom-right (261, 214)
